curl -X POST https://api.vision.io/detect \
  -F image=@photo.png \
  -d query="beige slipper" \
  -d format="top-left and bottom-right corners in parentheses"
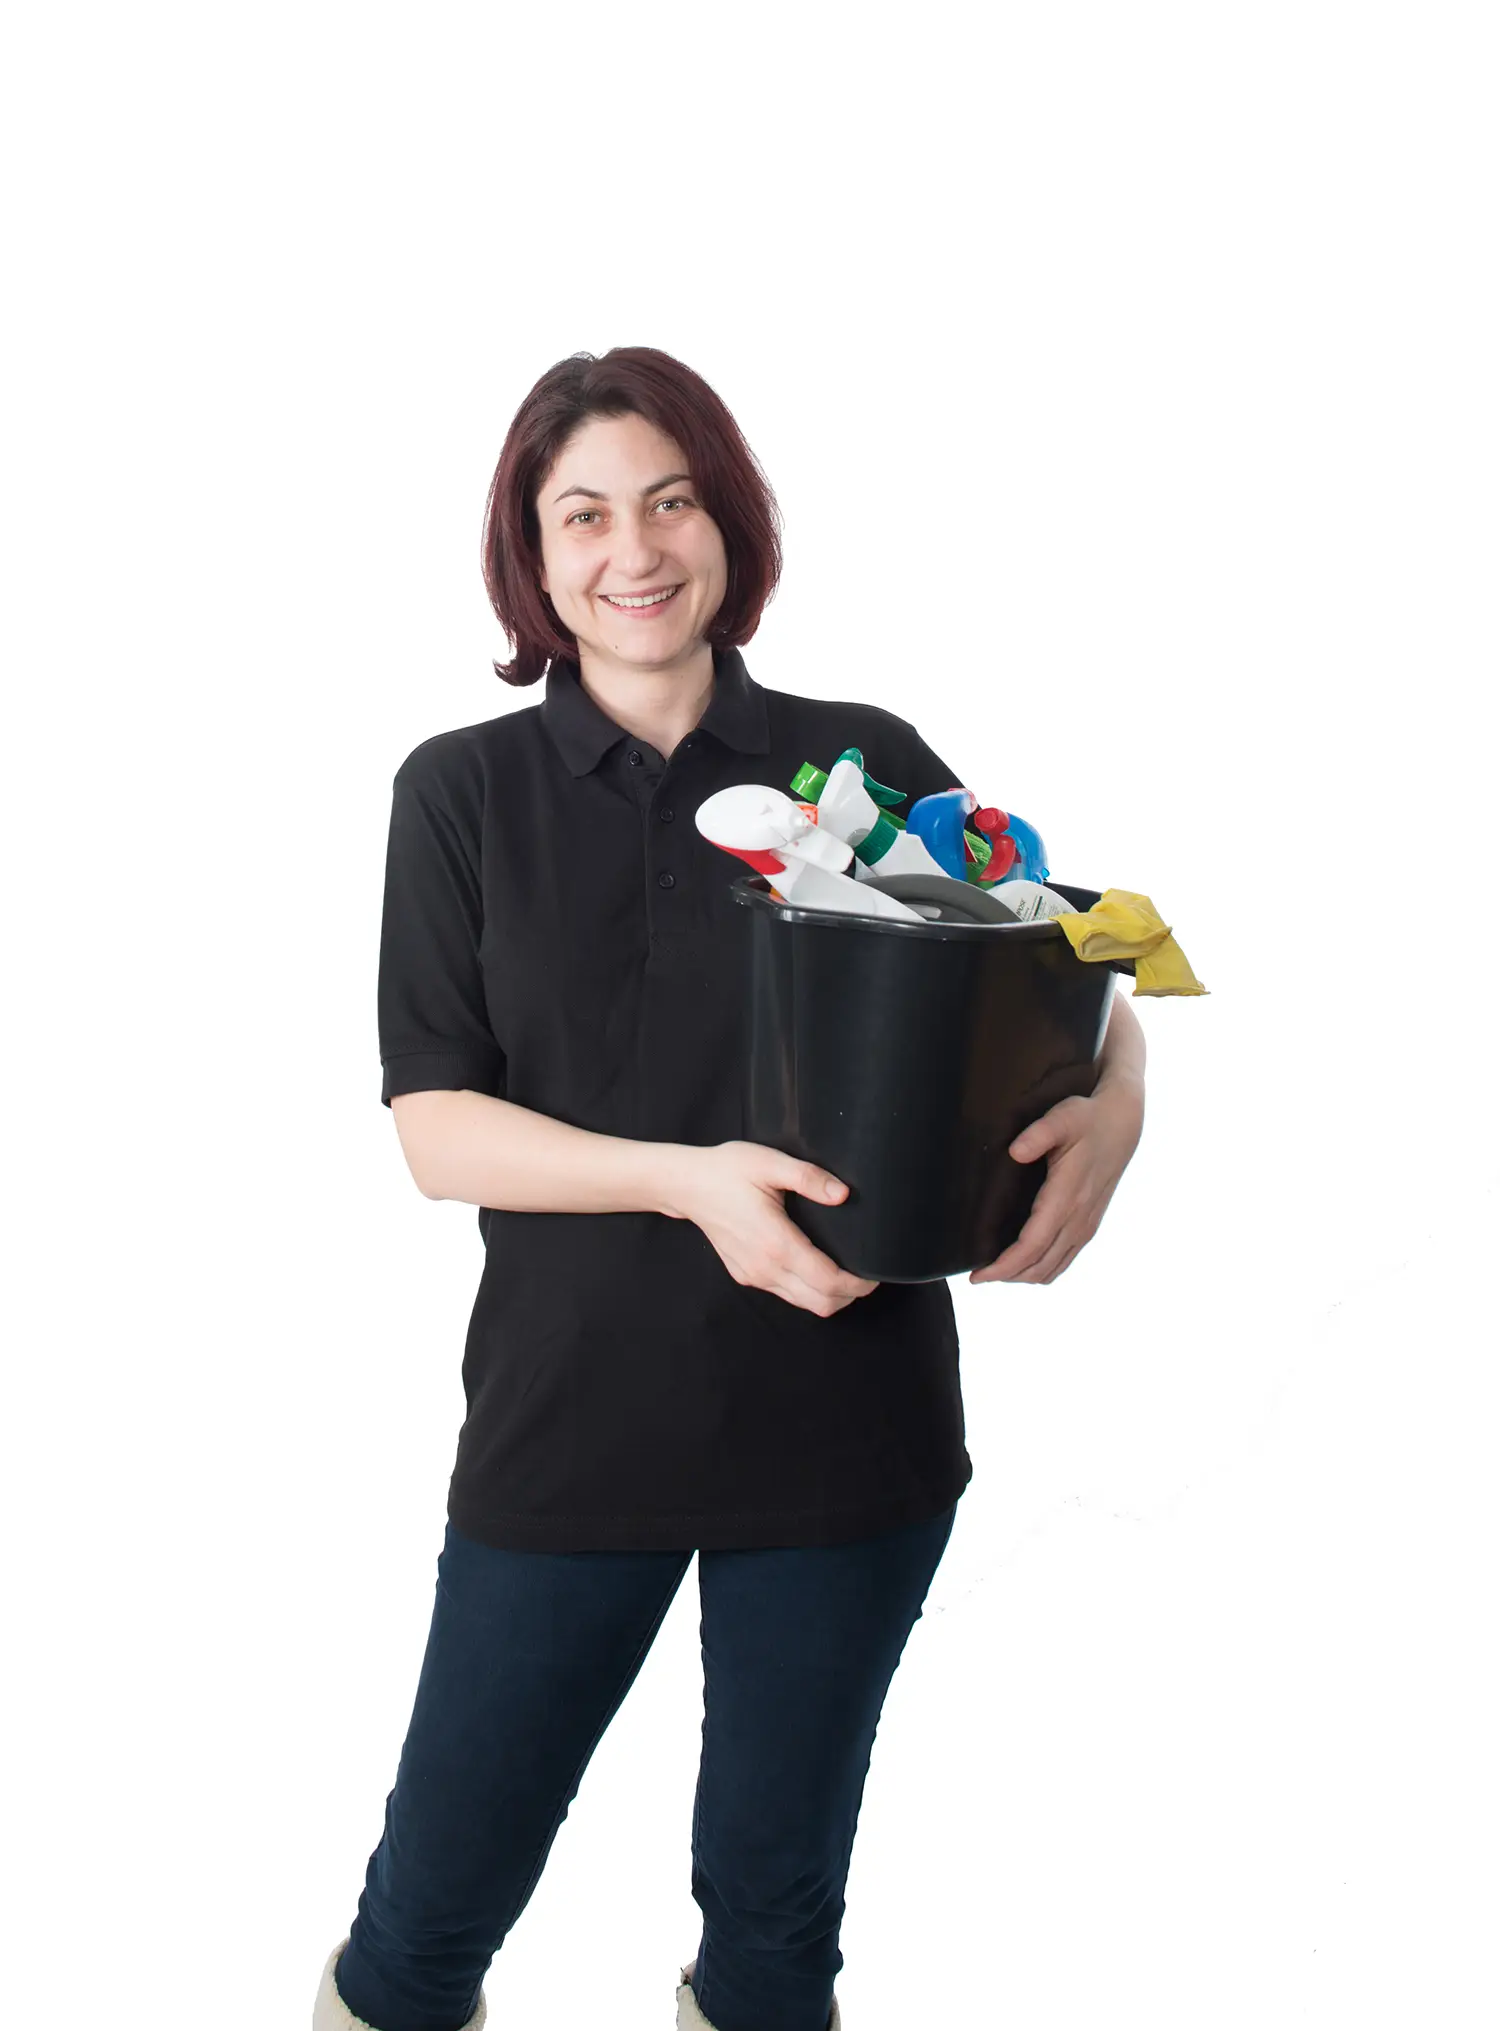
top-left (313, 1936), bottom-right (487, 2030)
top-left (677, 1956), bottom-right (841, 2030)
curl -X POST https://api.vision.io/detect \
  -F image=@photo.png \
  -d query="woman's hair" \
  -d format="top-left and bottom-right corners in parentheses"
top-left (481, 347), bottom-right (784, 687)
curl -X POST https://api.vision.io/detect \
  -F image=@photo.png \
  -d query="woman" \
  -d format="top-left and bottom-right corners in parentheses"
top-left (313, 347), bottom-right (1147, 2031)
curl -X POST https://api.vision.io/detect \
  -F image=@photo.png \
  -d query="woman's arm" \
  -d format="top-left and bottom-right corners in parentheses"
top-left (392, 1090), bottom-right (875, 1314)
top-left (393, 1096), bottom-right (880, 1316)
top-left (969, 985), bottom-right (1146, 1286)
top-left (1094, 982), bottom-right (1147, 1101)
top-left (392, 1089), bottom-right (685, 1213)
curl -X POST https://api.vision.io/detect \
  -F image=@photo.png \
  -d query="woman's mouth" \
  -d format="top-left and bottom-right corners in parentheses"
top-left (600, 584), bottom-right (682, 615)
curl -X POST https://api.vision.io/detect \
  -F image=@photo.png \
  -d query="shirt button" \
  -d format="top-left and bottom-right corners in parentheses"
top-left (659, 807), bottom-right (675, 822)
top-left (627, 749), bottom-right (644, 767)
top-left (657, 870), bottom-right (676, 889)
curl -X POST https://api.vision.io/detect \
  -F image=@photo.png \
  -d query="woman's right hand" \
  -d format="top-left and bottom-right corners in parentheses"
top-left (657, 1141), bottom-right (879, 1316)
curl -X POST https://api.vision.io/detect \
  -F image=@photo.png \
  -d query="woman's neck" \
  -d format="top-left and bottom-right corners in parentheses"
top-left (574, 641), bottom-right (717, 758)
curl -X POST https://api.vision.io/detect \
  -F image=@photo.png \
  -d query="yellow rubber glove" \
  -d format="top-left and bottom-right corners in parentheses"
top-left (1053, 889), bottom-right (1208, 997)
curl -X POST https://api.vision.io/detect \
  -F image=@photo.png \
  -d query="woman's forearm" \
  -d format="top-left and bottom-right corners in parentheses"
top-left (396, 986), bottom-right (1143, 1214)
top-left (1095, 982), bottom-right (1147, 1099)
top-left (392, 1089), bottom-right (689, 1216)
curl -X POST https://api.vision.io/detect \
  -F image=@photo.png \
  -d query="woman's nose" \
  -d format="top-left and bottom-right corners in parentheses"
top-left (613, 518), bottom-right (667, 567)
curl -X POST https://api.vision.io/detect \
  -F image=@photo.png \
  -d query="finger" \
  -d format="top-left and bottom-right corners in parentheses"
top-left (775, 1214), bottom-right (874, 1296)
top-left (774, 1264), bottom-right (851, 1315)
top-left (779, 1236), bottom-right (875, 1310)
top-left (971, 1205), bottom-right (1065, 1282)
top-left (1046, 1219), bottom-right (1101, 1284)
top-left (976, 1157), bottom-right (1089, 1280)
top-left (795, 1251), bottom-right (877, 1307)
top-left (782, 1160), bottom-right (848, 1207)
top-left (765, 1164), bottom-right (874, 1304)
top-left (1011, 1096), bottom-right (1087, 1161)
top-left (1022, 1228), bottom-right (1087, 1285)
top-left (1042, 1241), bottom-right (1084, 1285)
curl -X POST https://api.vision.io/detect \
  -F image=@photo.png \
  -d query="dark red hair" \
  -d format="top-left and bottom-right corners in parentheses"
top-left (480, 346), bottom-right (784, 687)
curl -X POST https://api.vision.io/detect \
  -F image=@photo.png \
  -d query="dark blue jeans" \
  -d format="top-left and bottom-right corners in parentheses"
top-left (334, 1501), bottom-right (958, 2031)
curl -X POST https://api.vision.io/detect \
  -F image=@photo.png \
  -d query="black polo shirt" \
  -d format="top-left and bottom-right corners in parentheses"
top-left (377, 643), bottom-right (975, 1551)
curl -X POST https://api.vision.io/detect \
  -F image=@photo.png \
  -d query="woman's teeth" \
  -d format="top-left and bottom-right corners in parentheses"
top-left (602, 585), bottom-right (680, 608)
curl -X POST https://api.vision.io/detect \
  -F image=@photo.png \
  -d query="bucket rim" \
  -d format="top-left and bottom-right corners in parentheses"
top-left (727, 870), bottom-right (1099, 944)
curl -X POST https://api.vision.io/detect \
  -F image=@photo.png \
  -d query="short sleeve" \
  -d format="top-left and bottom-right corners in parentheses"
top-left (377, 754), bottom-right (506, 1108)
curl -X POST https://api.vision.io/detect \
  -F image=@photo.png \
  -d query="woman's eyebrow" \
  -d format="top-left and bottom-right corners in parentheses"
top-left (552, 471), bottom-right (692, 504)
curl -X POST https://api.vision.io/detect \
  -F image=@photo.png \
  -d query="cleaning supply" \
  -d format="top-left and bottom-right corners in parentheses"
top-left (970, 805), bottom-right (1018, 881)
top-left (790, 749), bottom-right (1002, 877)
top-left (808, 750), bottom-right (951, 880)
top-left (697, 754), bottom-right (1207, 993)
top-left (990, 809), bottom-right (1049, 884)
top-left (989, 879), bottom-right (1077, 922)
top-left (693, 783), bottom-right (925, 920)
top-left (1052, 889), bottom-right (1208, 997)
top-left (903, 787), bottom-right (980, 880)
top-left (789, 750), bottom-right (1049, 888)
top-left (859, 872), bottom-right (1024, 923)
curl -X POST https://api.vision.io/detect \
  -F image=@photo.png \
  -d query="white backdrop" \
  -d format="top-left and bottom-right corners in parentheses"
top-left (5, 3), bottom-right (1498, 2026)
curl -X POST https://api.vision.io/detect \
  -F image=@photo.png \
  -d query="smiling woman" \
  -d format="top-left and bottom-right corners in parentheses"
top-left (480, 347), bottom-right (783, 709)
top-left (319, 343), bottom-right (1125, 2031)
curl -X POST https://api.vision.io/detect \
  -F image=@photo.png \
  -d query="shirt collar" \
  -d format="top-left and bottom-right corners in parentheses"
top-left (541, 643), bottom-right (771, 777)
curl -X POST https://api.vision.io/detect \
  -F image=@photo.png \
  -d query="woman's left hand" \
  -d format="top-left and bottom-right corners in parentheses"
top-left (968, 1082), bottom-right (1145, 1286)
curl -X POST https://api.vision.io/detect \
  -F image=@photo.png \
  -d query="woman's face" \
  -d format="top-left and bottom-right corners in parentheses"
top-left (536, 411), bottom-right (729, 673)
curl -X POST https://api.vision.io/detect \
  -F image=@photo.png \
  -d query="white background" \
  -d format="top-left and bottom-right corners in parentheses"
top-left (5, 3), bottom-right (1499, 2026)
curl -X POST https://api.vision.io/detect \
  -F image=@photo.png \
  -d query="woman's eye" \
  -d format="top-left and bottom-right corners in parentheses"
top-left (567, 497), bottom-right (692, 527)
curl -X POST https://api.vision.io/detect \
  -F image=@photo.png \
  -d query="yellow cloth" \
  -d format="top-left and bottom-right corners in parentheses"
top-left (1053, 889), bottom-right (1208, 997)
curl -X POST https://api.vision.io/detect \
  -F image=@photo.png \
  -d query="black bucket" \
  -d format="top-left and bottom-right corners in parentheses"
top-left (730, 873), bottom-right (1136, 1282)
